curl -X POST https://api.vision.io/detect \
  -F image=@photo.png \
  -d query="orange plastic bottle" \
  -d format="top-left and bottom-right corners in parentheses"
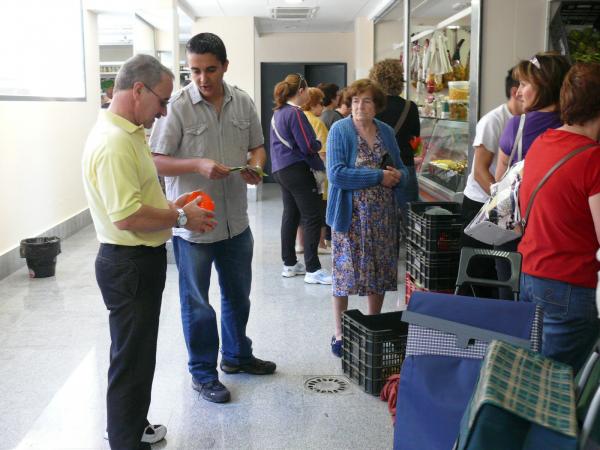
top-left (185, 191), bottom-right (215, 211)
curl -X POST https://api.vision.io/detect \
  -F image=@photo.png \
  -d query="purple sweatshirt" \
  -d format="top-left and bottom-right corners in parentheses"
top-left (269, 103), bottom-right (324, 173)
top-left (499, 110), bottom-right (562, 164)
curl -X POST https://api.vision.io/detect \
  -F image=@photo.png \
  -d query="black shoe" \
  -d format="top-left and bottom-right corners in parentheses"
top-left (192, 378), bottom-right (231, 403)
top-left (220, 356), bottom-right (277, 375)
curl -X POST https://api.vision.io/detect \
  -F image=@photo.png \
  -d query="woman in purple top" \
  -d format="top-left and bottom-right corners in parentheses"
top-left (270, 73), bottom-right (332, 285)
top-left (493, 52), bottom-right (571, 299)
top-left (494, 52), bottom-right (571, 179)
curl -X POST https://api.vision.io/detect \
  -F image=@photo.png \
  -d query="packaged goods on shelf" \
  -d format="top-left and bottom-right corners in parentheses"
top-left (448, 81), bottom-right (469, 100)
top-left (448, 100), bottom-right (469, 121)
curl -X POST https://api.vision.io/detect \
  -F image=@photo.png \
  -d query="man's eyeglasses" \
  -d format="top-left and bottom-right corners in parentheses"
top-left (144, 84), bottom-right (169, 109)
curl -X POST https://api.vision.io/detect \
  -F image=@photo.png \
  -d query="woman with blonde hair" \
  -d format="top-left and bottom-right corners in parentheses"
top-left (270, 74), bottom-right (331, 285)
top-left (326, 79), bottom-right (408, 356)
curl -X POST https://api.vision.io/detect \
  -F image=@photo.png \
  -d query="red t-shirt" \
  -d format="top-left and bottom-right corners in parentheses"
top-left (518, 129), bottom-right (600, 288)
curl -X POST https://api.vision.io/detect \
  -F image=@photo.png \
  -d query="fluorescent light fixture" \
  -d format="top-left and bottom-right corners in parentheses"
top-left (284, 0), bottom-right (304, 3)
top-left (369, 0), bottom-right (399, 21)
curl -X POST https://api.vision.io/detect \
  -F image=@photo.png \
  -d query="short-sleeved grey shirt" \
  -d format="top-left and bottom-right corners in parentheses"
top-left (149, 81), bottom-right (264, 243)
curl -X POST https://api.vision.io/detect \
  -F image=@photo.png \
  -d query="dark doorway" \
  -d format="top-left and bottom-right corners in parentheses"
top-left (260, 62), bottom-right (347, 182)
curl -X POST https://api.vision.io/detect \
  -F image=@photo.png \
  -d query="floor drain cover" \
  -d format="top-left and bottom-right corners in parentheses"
top-left (304, 375), bottom-right (351, 394)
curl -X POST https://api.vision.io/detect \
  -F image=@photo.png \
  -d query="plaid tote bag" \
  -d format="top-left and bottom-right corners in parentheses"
top-left (456, 340), bottom-right (578, 450)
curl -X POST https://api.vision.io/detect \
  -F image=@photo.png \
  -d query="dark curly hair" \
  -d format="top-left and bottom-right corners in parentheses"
top-left (368, 59), bottom-right (404, 96)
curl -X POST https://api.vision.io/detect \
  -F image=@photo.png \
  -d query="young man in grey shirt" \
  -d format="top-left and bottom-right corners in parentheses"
top-left (149, 33), bottom-right (275, 404)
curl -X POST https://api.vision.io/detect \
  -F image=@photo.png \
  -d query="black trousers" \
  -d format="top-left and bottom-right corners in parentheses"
top-left (273, 162), bottom-right (323, 273)
top-left (459, 195), bottom-right (499, 299)
top-left (95, 243), bottom-right (167, 450)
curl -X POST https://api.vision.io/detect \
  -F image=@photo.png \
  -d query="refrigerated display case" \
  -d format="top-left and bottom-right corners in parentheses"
top-left (417, 119), bottom-right (469, 202)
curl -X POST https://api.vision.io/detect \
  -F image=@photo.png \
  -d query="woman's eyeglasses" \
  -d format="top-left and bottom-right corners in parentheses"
top-left (295, 73), bottom-right (307, 88)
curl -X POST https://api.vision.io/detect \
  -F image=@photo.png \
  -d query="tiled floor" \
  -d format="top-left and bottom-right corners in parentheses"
top-left (0, 184), bottom-right (405, 450)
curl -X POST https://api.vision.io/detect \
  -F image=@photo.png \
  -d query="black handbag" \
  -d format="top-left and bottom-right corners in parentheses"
top-left (380, 152), bottom-right (395, 170)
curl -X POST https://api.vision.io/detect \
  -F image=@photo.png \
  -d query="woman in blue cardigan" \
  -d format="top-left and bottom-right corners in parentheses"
top-left (326, 79), bottom-right (408, 357)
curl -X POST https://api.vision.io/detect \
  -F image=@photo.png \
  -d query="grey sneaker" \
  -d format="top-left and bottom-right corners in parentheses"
top-left (192, 378), bottom-right (231, 403)
top-left (282, 261), bottom-right (306, 278)
top-left (304, 268), bottom-right (332, 285)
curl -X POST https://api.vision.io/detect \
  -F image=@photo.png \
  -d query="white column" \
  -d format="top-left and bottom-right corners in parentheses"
top-left (354, 16), bottom-right (374, 80)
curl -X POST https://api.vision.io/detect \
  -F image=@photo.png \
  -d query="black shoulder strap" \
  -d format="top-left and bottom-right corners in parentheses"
top-left (522, 143), bottom-right (598, 227)
top-left (394, 99), bottom-right (412, 135)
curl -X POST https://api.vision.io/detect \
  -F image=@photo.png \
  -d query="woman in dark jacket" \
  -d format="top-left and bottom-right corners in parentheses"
top-left (369, 59), bottom-right (420, 224)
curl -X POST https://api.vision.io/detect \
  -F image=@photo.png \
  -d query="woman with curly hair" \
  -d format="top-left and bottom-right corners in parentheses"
top-left (369, 59), bottom-right (420, 223)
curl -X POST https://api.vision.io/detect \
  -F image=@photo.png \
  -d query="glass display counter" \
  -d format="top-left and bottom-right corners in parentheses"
top-left (417, 118), bottom-right (469, 202)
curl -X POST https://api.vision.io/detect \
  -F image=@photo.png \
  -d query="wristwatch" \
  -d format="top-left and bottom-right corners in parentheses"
top-left (176, 208), bottom-right (188, 228)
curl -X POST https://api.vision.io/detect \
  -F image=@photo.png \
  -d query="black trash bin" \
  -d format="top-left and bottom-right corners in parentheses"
top-left (20, 237), bottom-right (61, 278)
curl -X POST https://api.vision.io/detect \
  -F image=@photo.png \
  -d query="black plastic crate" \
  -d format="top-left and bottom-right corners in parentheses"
top-left (407, 226), bottom-right (462, 253)
top-left (406, 245), bottom-right (459, 290)
top-left (408, 202), bottom-right (463, 252)
top-left (406, 241), bottom-right (461, 265)
top-left (342, 310), bottom-right (408, 395)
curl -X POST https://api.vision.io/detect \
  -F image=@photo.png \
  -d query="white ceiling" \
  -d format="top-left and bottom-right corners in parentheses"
top-left (183, 0), bottom-right (386, 34)
top-left (92, 0), bottom-right (473, 44)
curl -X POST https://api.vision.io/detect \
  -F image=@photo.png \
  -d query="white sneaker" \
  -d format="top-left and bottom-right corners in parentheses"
top-left (282, 262), bottom-right (306, 278)
top-left (103, 424), bottom-right (167, 444)
top-left (141, 424), bottom-right (167, 444)
top-left (304, 269), bottom-right (332, 285)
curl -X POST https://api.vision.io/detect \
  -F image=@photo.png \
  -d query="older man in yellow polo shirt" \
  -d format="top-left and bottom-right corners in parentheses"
top-left (82, 54), bottom-right (216, 450)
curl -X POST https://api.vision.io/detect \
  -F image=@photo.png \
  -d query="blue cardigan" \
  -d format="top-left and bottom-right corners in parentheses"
top-left (326, 116), bottom-right (408, 232)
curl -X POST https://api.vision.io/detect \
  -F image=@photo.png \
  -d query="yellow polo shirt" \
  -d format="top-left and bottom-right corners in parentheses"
top-left (82, 110), bottom-right (171, 246)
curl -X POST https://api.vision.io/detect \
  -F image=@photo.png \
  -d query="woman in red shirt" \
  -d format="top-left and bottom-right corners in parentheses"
top-left (518, 63), bottom-right (600, 372)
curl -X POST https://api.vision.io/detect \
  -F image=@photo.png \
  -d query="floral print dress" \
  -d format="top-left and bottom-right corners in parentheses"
top-left (332, 131), bottom-right (398, 296)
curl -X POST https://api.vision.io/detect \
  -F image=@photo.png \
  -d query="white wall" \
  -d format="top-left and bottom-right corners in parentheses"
top-left (133, 16), bottom-right (156, 56)
top-left (191, 17), bottom-right (256, 99)
top-left (254, 31), bottom-right (355, 114)
top-left (479, 0), bottom-right (548, 114)
top-left (354, 17), bottom-right (374, 79)
top-left (99, 45), bottom-right (133, 62)
top-left (0, 11), bottom-right (100, 256)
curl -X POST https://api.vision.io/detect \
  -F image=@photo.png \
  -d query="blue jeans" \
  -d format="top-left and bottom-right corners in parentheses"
top-left (172, 228), bottom-right (254, 383)
top-left (520, 273), bottom-right (600, 373)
